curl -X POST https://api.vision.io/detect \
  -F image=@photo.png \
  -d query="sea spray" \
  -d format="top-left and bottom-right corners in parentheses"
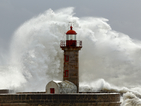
top-left (0, 7), bottom-right (141, 105)
top-left (7, 7), bottom-right (141, 91)
top-left (122, 92), bottom-right (141, 106)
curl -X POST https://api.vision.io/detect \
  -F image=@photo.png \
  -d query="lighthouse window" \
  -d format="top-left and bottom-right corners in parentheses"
top-left (65, 55), bottom-right (69, 62)
top-left (64, 70), bottom-right (69, 77)
top-left (66, 34), bottom-right (76, 40)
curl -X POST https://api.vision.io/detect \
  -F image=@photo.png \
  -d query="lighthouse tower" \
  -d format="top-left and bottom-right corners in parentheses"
top-left (60, 26), bottom-right (82, 92)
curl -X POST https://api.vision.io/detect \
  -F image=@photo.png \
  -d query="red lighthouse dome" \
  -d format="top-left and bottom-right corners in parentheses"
top-left (66, 26), bottom-right (77, 35)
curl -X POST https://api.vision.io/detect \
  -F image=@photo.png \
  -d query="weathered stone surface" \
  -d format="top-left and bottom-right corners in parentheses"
top-left (0, 93), bottom-right (120, 106)
top-left (62, 47), bottom-right (82, 92)
top-left (0, 102), bottom-right (121, 106)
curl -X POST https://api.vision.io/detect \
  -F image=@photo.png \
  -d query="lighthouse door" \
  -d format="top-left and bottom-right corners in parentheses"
top-left (50, 88), bottom-right (55, 94)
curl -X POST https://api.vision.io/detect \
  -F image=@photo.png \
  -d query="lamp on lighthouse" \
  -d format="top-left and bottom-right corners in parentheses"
top-left (66, 26), bottom-right (77, 47)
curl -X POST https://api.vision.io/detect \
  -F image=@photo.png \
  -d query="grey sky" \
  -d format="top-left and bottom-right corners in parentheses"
top-left (0, 0), bottom-right (141, 50)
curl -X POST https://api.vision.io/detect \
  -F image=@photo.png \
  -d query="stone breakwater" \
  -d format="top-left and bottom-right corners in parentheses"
top-left (0, 93), bottom-right (120, 106)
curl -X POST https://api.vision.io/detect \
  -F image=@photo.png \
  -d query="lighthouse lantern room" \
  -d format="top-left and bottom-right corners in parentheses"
top-left (60, 26), bottom-right (82, 92)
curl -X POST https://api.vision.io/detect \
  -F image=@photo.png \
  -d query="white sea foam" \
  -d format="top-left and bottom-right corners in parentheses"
top-left (0, 7), bottom-right (141, 105)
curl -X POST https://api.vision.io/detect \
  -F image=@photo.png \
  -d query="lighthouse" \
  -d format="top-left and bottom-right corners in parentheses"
top-left (46, 26), bottom-right (82, 94)
top-left (60, 26), bottom-right (82, 92)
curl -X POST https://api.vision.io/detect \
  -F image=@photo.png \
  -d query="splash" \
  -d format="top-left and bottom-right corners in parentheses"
top-left (0, 7), bottom-right (141, 105)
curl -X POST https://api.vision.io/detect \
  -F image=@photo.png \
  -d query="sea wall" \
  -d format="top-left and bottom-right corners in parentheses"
top-left (0, 93), bottom-right (120, 106)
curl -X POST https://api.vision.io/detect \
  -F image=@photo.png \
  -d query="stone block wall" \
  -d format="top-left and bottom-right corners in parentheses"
top-left (0, 93), bottom-right (120, 106)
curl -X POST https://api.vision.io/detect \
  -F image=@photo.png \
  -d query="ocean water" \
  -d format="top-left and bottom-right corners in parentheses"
top-left (1, 7), bottom-right (141, 106)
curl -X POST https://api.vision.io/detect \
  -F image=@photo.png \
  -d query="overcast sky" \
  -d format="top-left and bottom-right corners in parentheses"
top-left (0, 0), bottom-right (141, 50)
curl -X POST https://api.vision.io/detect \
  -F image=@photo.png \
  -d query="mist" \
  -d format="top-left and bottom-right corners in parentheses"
top-left (0, 7), bottom-right (141, 105)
